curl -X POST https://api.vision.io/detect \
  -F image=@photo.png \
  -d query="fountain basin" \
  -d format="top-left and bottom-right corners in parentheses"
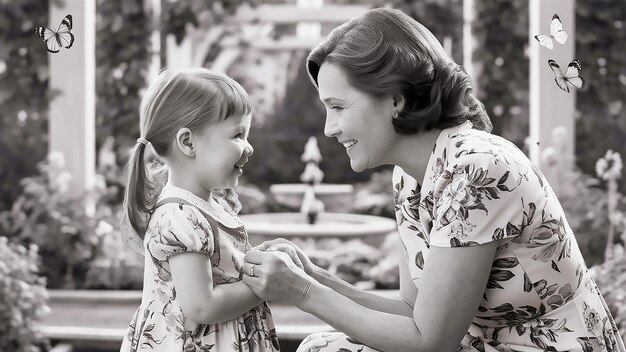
top-left (240, 212), bottom-right (397, 247)
top-left (269, 184), bottom-right (354, 212)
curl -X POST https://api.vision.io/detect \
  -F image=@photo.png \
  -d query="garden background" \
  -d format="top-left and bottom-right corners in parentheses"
top-left (1, 0), bottom-right (625, 351)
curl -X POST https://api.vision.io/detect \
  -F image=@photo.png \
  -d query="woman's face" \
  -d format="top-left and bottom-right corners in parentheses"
top-left (317, 62), bottom-right (398, 172)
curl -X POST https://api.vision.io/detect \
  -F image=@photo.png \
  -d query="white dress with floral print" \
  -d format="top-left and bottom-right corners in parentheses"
top-left (297, 122), bottom-right (625, 352)
top-left (120, 186), bottom-right (280, 352)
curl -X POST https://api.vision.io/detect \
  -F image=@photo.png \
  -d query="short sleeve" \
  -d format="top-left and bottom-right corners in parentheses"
top-left (147, 204), bottom-right (215, 261)
top-left (429, 153), bottom-right (523, 248)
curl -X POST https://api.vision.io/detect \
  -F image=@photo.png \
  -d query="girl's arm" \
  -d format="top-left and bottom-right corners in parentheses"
top-left (170, 252), bottom-right (263, 324)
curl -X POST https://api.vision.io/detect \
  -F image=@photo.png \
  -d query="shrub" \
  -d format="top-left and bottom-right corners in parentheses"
top-left (0, 152), bottom-right (120, 289)
top-left (0, 237), bottom-right (50, 352)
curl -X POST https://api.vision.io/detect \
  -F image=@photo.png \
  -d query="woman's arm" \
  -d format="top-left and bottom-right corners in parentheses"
top-left (244, 240), bottom-right (497, 352)
top-left (258, 238), bottom-right (413, 317)
top-left (300, 242), bottom-right (498, 352)
top-left (313, 263), bottom-right (413, 317)
top-left (170, 253), bottom-right (263, 324)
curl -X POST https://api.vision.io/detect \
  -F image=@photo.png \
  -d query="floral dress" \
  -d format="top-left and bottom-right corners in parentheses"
top-left (120, 185), bottom-right (280, 352)
top-left (297, 121), bottom-right (625, 352)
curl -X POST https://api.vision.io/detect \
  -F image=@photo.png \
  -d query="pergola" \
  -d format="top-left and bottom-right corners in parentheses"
top-left (49, 0), bottom-right (575, 195)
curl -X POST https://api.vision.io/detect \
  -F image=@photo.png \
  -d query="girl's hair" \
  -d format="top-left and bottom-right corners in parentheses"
top-left (124, 68), bottom-right (252, 236)
top-left (306, 8), bottom-right (492, 134)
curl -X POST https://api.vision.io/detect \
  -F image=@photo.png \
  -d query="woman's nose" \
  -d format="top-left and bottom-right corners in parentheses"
top-left (324, 114), bottom-right (340, 138)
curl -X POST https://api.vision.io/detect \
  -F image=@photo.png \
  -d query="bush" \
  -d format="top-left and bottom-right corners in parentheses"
top-left (0, 152), bottom-right (121, 289)
top-left (84, 219), bottom-right (144, 290)
top-left (0, 237), bottom-right (50, 352)
top-left (590, 240), bottom-right (626, 343)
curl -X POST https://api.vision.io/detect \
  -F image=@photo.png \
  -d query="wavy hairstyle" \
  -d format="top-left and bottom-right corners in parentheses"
top-left (124, 68), bottom-right (252, 236)
top-left (306, 8), bottom-right (492, 134)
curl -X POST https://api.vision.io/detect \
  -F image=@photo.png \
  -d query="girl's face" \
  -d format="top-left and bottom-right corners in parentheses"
top-left (192, 113), bottom-right (253, 191)
top-left (317, 62), bottom-right (399, 172)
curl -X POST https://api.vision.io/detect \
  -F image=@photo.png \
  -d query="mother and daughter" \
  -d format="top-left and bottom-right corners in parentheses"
top-left (120, 8), bottom-right (624, 352)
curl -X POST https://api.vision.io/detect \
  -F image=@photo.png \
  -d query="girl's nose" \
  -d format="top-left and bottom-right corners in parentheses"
top-left (244, 141), bottom-right (254, 156)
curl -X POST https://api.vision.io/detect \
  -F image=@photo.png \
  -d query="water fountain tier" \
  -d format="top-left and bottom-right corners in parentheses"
top-left (269, 136), bottom-right (354, 212)
top-left (240, 136), bottom-right (397, 247)
top-left (240, 212), bottom-right (397, 247)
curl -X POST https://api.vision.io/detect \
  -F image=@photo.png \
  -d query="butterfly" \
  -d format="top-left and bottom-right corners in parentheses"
top-left (534, 14), bottom-right (568, 50)
top-left (35, 14), bottom-right (74, 53)
top-left (548, 59), bottom-right (585, 93)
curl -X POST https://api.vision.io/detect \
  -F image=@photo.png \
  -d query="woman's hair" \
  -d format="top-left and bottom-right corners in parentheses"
top-left (124, 68), bottom-right (252, 236)
top-left (306, 8), bottom-right (492, 134)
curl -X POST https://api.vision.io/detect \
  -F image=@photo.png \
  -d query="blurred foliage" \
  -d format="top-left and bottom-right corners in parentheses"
top-left (575, 1), bottom-right (626, 193)
top-left (95, 0), bottom-right (151, 154)
top-left (472, 0), bottom-right (626, 191)
top-left (0, 237), bottom-right (50, 352)
top-left (591, 239), bottom-right (626, 343)
top-left (0, 0), bottom-right (61, 212)
top-left (473, 0), bottom-right (530, 147)
top-left (374, 0), bottom-right (463, 63)
top-left (84, 217), bottom-right (144, 290)
top-left (558, 166), bottom-right (625, 266)
top-left (0, 153), bottom-right (122, 289)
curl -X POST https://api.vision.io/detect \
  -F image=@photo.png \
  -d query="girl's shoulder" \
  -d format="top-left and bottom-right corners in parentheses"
top-left (146, 201), bottom-right (216, 261)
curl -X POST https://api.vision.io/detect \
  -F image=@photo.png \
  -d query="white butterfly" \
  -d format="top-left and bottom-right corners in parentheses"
top-left (534, 14), bottom-right (568, 50)
top-left (35, 14), bottom-right (74, 53)
top-left (548, 59), bottom-right (585, 93)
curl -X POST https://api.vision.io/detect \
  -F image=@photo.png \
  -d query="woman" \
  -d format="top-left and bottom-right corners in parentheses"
top-left (242, 8), bottom-right (625, 352)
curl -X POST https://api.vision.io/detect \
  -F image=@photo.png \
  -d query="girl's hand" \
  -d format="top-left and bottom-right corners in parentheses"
top-left (254, 238), bottom-right (316, 275)
top-left (242, 250), bottom-right (314, 307)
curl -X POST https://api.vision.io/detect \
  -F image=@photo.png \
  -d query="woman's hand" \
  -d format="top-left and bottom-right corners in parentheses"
top-left (254, 238), bottom-right (317, 276)
top-left (242, 249), bottom-right (314, 307)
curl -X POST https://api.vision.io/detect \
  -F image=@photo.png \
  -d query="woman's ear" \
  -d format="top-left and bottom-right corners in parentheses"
top-left (393, 95), bottom-right (406, 112)
top-left (175, 128), bottom-right (195, 158)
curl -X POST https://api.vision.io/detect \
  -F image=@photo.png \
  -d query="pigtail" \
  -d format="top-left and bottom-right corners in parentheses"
top-left (123, 141), bottom-right (160, 237)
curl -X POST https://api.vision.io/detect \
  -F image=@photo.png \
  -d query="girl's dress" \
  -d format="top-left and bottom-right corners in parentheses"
top-left (297, 121), bottom-right (625, 352)
top-left (120, 185), bottom-right (280, 352)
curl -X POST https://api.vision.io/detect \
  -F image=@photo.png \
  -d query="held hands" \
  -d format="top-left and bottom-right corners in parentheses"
top-left (254, 238), bottom-right (316, 276)
top-left (242, 249), bottom-right (314, 307)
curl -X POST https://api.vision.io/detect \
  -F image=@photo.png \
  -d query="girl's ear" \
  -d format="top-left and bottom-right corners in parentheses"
top-left (175, 128), bottom-right (195, 158)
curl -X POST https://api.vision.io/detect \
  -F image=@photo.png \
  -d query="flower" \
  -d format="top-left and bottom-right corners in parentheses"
top-left (47, 151), bottom-right (66, 169)
top-left (595, 150), bottom-right (623, 181)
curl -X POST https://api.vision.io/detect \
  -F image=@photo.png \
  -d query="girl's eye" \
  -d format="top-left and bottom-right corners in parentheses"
top-left (234, 133), bottom-right (244, 139)
top-left (330, 105), bottom-right (344, 111)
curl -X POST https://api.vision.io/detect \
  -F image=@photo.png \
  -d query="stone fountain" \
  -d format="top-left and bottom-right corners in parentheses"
top-left (240, 137), bottom-right (397, 247)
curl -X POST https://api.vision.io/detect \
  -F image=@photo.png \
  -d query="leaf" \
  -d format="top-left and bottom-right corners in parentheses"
top-left (493, 257), bottom-right (519, 268)
top-left (415, 251), bottom-right (424, 270)
top-left (498, 171), bottom-right (510, 185)
top-left (497, 184), bottom-right (511, 192)
top-left (492, 303), bottom-right (514, 313)
top-left (523, 273), bottom-right (533, 292)
top-left (550, 260), bottom-right (561, 273)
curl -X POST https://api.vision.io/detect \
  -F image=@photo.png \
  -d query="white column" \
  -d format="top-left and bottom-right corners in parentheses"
top-left (529, 0), bottom-right (576, 190)
top-left (297, 0), bottom-right (323, 40)
top-left (145, 0), bottom-right (161, 81)
top-left (166, 31), bottom-right (192, 70)
top-left (49, 0), bottom-right (96, 195)
top-left (463, 0), bottom-right (474, 80)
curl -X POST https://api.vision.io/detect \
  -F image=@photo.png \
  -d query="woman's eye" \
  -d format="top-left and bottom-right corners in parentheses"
top-left (330, 105), bottom-right (344, 111)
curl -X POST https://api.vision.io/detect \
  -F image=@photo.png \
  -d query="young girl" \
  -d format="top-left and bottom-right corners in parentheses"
top-left (119, 68), bottom-right (280, 352)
